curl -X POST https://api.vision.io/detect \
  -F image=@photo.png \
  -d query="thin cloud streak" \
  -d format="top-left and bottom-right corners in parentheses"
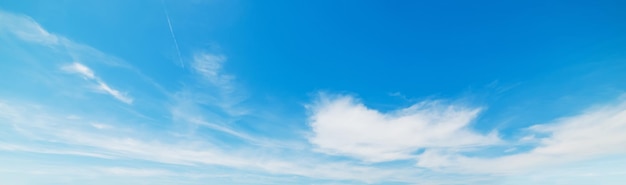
top-left (96, 81), bottom-right (133, 104)
top-left (62, 62), bottom-right (95, 79)
top-left (62, 62), bottom-right (133, 104)
top-left (161, 0), bottom-right (184, 68)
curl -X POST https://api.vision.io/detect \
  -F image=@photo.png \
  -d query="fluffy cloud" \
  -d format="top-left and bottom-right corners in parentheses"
top-left (308, 94), bottom-right (499, 162)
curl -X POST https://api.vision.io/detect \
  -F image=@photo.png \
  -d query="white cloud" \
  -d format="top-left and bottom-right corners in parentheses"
top-left (415, 98), bottom-right (626, 174)
top-left (170, 104), bottom-right (291, 148)
top-left (96, 81), bottom-right (133, 104)
top-left (307, 94), bottom-right (499, 162)
top-left (182, 51), bottom-right (248, 117)
top-left (192, 53), bottom-right (231, 86)
top-left (1, 10), bottom-right (130, 68)
top-left (100, 167), bottom-right (174, 177)
top-left (0, 100), bottom-right (413, 183)
top-left (90, 122), bottom-right (112, 130)
top-left (2, 10), bottom-right (139, 105)
top-left (62, 62), bottom-right (96, 79)
top-left (0, 11), bottom-right (59, 45)
top-left (0, 142), bottom-right (114, 159)
top-left (61, 62), bottom-right (133, 104)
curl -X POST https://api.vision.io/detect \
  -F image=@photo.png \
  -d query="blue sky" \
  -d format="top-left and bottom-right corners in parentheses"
top-left (1, 0), bottom-right (626, 184)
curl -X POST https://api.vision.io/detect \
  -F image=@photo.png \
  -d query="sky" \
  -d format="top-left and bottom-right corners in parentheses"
top-left (1, 0), bottom-right (626, 184)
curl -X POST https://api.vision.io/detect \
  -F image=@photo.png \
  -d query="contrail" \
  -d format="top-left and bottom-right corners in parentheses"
top-left (161, 0), bottom-right (184, 68)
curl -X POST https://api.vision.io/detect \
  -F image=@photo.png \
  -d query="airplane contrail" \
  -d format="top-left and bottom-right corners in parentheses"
top-left (161, 0), bottom-right (184, 68)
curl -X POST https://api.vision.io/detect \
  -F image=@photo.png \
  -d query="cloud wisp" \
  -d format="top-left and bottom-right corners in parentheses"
top-left (192, 53), bottom-right (232, 87)
top-left (0, 11), bottom-right (59, 45)
top-left (0, 100), bottom-right (415, 184)
top-left (62, 62), bottom-right (133, 104)
top-left (416, 98), bottom-right (626, 174)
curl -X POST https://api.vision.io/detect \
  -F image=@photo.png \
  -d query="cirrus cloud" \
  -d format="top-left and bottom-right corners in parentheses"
top-left (416, 97), bottom-right (626, 174)
top-left (62, 62), bottom-right (133, 104)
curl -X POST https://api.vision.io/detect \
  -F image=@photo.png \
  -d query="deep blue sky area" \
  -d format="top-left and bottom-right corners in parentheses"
top-left (1, 0), bottom-right (626, 184)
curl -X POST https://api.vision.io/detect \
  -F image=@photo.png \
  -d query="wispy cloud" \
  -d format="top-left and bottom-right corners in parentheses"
top-left (0, 100), bottom-right (414, 183)
top-left (1, 10), bottom-right (167, 103)
top-left (1, 11), bottom-right (126, 67)
top-left (0, 11), bottom-right (59, 45)
top-left (186, 51), bottom-right (249, 115)
top-left (415, 97), bottom-right (626, 174)
top-left (62, 62), bottom-right (95, 79)
top-left (308, 93), bottom-right (499, 162)
top-left (62, 62), bottom-right (133, 104)
top-left (191, 52), bottom-right (233, 89)
top-left (100, 167), bottom-right (175, 177)
top-left (0, 142), bottom-right (114, 159)
top-left (96, 81), bottom-right (133, 104)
